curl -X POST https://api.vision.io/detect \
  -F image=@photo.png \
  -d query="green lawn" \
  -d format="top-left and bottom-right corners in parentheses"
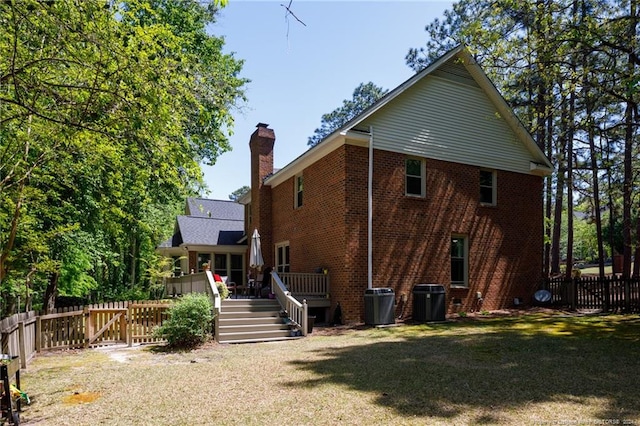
top-left (579, 265), bottom-right (614, 275)
top-left (578, 262), bottom-right (634, 276)
top-left (20, 312), bottom-right (640, 425)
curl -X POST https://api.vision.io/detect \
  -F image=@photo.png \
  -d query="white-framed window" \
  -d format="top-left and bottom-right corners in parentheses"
top-left (295, 174), bottom-right (303, 208)
top-left (214, 253), bottom-right (245, 285)
top-left (214, 253), bottom-right (227, 277)
top-left (171, 256), bottom-right (182, 277)
top-left (197, 253), bottom-right (211, 272)
top-left (405, 157), bottom-right (425, 197)
top-left (451, 235), bottom-right (468, 288)
top-left (275, 242), bottom-right (290, 273)
top-left (479, 169), bottom-right (496, 205)
top-left (230, 254), bottom-right (244, 285)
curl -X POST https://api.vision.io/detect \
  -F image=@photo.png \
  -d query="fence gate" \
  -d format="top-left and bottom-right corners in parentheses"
top-left (85, 308), bottom-right (128, 347)
top-left (127, 303), bottom-right (171, 346)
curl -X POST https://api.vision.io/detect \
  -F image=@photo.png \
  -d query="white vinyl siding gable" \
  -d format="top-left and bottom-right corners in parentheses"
top-left (360, 68), bottom-right (536, 175)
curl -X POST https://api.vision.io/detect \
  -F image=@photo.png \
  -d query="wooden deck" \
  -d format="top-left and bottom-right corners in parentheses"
top-left (279, 272), bottom-right (330, 309)
top-left (226, 273), bottom-right (332, 303)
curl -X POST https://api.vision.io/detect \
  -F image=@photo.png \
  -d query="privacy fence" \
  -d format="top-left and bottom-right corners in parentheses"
top-left (0, 300), bottom-right (173, 368)
top-left (544, 275), bottom-right (640, 313)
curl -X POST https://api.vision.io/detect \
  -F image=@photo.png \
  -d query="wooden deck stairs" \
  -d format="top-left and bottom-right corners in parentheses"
top-left (216, 299), bottom-right (302, 344)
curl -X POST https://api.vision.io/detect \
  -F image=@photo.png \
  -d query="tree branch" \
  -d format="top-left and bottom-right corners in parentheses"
top-left (281, 1), bottom-right (306, 27)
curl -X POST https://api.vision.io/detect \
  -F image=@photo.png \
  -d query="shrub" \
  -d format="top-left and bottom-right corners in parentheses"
top-left (153, 293), bottom-right (213, 348)
top-left (215, 281), bottom-right (229, 299)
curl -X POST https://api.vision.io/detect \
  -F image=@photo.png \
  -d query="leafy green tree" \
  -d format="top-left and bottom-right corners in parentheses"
top-left (307, 82), bottom-right (388, 147)
top-left (0, 0), bottom-right (246, 314)
top-left (229, 185), bottom-right (250, 201)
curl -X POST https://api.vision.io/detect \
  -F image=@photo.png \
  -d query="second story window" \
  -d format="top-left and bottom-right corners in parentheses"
top-left (295, 174), bottom-right (303, 208)
top-left (405, 157), bottom-right (425, 197)
top-left (480, 169), bottom-right (496, 205)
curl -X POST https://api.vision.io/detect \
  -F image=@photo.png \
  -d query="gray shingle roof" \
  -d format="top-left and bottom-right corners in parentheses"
top-left (176, 216), bottom-right (244, 246)
top-left (159, 198), bottom-right (245, 248)
top-left (186, 198), bottom-right (244, 220)
top-left (158, 230), bottom-right (183, 248)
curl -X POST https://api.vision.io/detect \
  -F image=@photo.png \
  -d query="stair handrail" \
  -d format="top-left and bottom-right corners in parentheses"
top-left (204, 271), bottom-right (221, 310)
top-left (204, 271), bottom-right (221, 339)
top-left (271, 271), bottom-right (308, 336)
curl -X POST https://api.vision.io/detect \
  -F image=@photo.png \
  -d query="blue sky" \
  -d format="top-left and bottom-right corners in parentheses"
top-left (203, 0), bottom-right (454, 200)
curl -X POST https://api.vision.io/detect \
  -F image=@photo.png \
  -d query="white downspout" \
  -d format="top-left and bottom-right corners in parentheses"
top-left (367, 126), bottom-right (374, 289)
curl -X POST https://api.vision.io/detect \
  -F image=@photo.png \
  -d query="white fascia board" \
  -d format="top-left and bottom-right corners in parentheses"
top-left (264, 130), bottom-right (371, 188)
top-left (530, 161), bottom-right (554, 176)
top-left (264, 133), bottom-right (344, 187)
top-left (237, 191), bottom-right (251, 205)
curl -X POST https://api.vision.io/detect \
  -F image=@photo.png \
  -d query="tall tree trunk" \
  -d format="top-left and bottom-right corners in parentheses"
top-left (24, 267), bottom-right (36, 312)
top-left (587, 101), bottom-right (606, 277)
top-left (544, 113), bottom-right (554, 276)
top-left (607, 171), bottom-right (616, 261)
top-left (130, 234), bottom-right (137, 289)
top-left (565, 95), bottom-right (576, 280)
top-left (550, 161), bottom-right (566, 275)
top-left (564, 0), bottom-right (581, 281)
top-left (581, 0), bottom-right (606, 278)
top-left (551, 97), bottom-right (569, 276)
top-left (634, 214), bottom-right (640, 277)
top-left (1, 114), bottom-right (33, 291)
top-left (43, 272), bottom-right (59, 314)
top-left (622, 0), bottom-right (637, 279)
top-left (0, 183), bottom-right (23, 284)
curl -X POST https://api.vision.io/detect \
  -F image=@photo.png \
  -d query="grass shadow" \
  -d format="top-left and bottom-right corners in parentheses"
top-left (288, 314), bottom-right (640, 422)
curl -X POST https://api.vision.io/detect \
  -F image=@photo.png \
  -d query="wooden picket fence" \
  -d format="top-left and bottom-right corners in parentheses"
top-left (0, 311), bottom-right (37, 368)
top-left (35, 300), bottom-right (173, 351)
top-left (544, 275), bottom-right (640, 312)
top-left (0, 300), bottom-right (176, 375)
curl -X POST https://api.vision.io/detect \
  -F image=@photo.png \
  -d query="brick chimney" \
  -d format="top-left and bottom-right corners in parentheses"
top-left (249, 123), bottom-right (275, 269)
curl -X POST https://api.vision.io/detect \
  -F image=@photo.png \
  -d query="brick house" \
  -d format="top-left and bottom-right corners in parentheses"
top-left (244, 45), bottom-right (552, 323)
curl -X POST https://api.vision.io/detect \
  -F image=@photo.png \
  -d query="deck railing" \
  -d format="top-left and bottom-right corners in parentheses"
top-left (165, 271), bottom-right (221, 310)
top-left (165, 271), bottom-right (221, 336)
top-left (278, 272), bottom-right (329, 298)
top-left (271, 272), bottom-right (308, 336)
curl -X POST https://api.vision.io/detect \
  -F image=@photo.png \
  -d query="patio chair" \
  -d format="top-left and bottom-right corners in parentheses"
top-left (221, 276), bottom-right (238, 298)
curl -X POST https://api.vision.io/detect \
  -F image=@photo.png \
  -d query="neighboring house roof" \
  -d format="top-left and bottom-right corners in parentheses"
top-left (185, 198), bottom-right (243, 219)
top-left (265, 45), bottom-right (553, 188)
top-left (175, 216), bottom-right (244, 246)
top-left (159, 198), bottom-right (245, 249)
